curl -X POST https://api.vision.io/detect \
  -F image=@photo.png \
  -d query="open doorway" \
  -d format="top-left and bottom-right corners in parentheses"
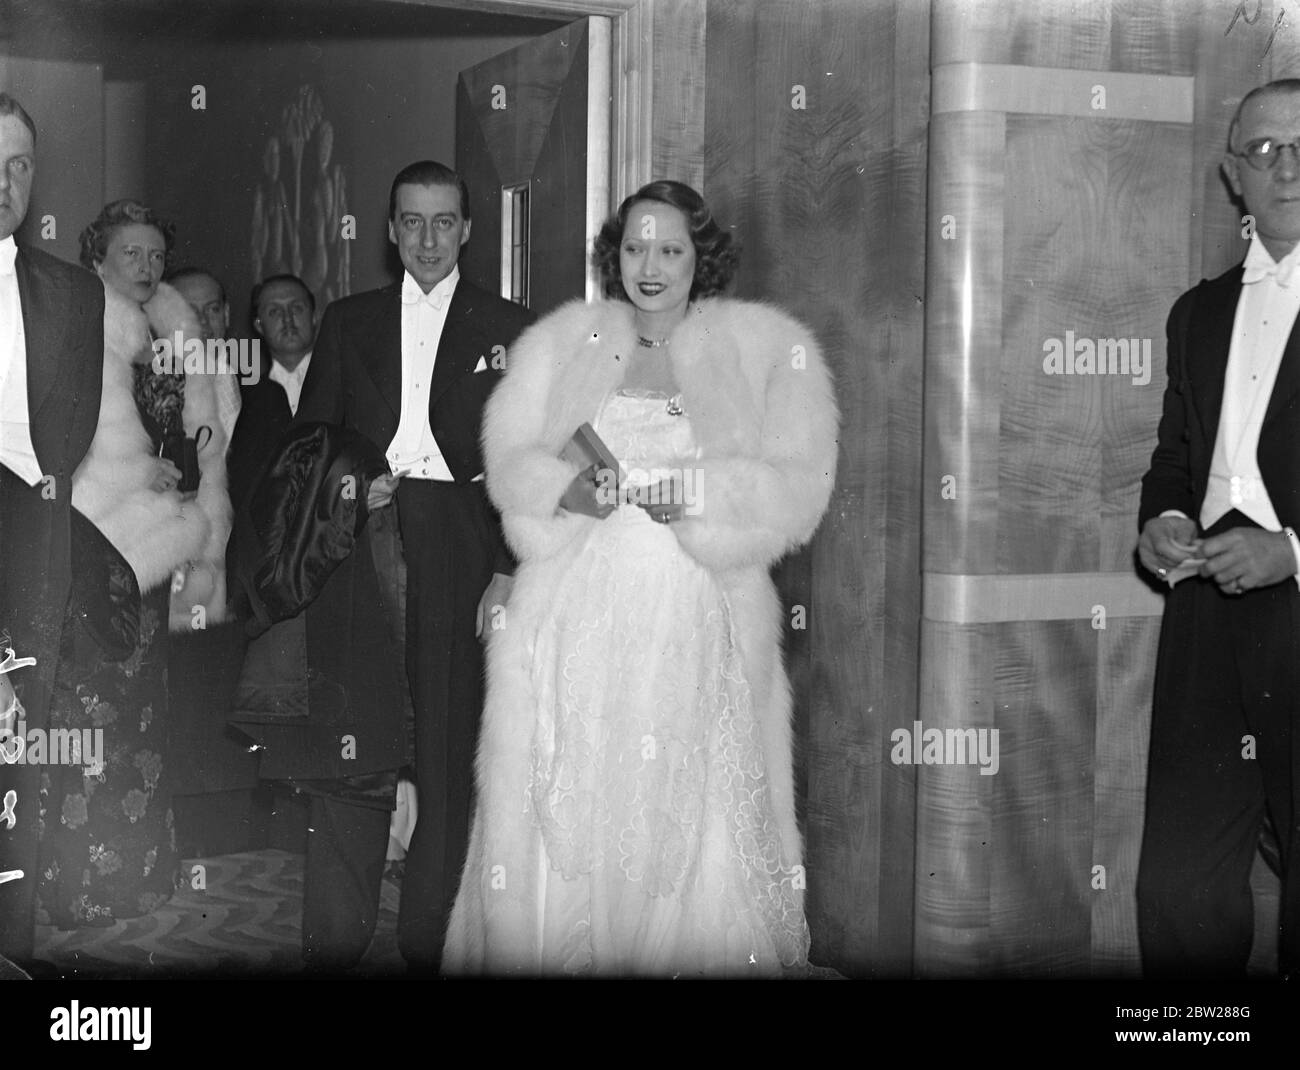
top-left (0, 0), bottom-right (614, 979)
top-left (1, 0), bottom-right (581, 330)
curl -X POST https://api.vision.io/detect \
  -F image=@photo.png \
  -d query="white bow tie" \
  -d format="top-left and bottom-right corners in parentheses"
top-left (1242, 242), bottom-right (1300, 288)
top-left (402, 285), bottom-right (445, 310)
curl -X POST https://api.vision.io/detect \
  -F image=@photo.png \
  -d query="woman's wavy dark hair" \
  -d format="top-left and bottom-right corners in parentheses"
top-left (592, 180), bottom-right (739, 301)
top-left (79, 199), bottom-right (175, 272)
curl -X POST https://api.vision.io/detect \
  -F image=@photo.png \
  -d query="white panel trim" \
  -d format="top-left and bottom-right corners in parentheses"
top-left (586, 15), bottom-right (613, 300)
top-left (932, 62), bottom-right (1194, 124)
top-left (923, 571), bottom-right (1166, 622)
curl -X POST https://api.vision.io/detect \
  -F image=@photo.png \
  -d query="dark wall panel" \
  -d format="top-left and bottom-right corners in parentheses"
top-left (703, 0), bottom-right (928, 978)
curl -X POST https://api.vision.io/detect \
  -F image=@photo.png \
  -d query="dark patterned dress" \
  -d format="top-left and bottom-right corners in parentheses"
top-left (133, 362), bottom-right (187, 445)
top-left (35, 365), bottom-right (186, 927)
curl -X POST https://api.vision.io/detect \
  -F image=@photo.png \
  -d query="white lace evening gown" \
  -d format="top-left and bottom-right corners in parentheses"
top-left (509, 389), bottom-right (810, 976)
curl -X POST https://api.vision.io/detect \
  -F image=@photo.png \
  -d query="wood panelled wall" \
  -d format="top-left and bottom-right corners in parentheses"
top-left (649, 0), bottom-right (706, 192)
top-left (1, 56), bottom-right (105, 266)
top-left (699, 0), bottom-right (930, 977)
top-left (664, 0), bottom-right (1292, 979)
top-left (920, 0), bottom-right (1278, 977)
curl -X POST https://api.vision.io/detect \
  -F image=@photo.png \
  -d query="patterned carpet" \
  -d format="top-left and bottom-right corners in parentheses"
top-left (27, 845), bottom-right (1274, 979)
top-left (31, 849), bottom-right (403, 979)
top-left (28, 847), bottom-right (844, 979)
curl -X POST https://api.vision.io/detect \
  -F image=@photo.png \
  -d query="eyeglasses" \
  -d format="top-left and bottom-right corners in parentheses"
top-left (1233, 137), bottom-right (1300, 171)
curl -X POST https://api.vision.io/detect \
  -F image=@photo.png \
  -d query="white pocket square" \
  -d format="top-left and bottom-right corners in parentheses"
top-left (473, 355), bottom-right (489, 373)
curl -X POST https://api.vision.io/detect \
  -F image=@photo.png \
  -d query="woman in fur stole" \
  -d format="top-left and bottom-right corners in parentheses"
top-left (35, 201), bottom-right (230, 926)
top-left (444, 181), bottom-right (839, 976)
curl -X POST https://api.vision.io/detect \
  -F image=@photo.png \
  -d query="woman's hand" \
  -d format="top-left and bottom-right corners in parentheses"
top-left (151, 458), bottom-right (183, 494)
top-left (558, 463), bottom-right (617, 519)
top-left (476, 572), bottom-right (515, 639)
top-left (635, 476), bottom-right (688, 525)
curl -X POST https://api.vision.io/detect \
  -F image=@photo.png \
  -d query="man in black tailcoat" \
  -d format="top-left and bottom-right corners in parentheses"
top-left (293, 160), bottom-right (533, 972)
top-left (1138, 78), bottom-right (1300, 979)
top-left (227, 274), bottom-right (317, 509)
top-left (0, 93), bottom-right (105, 964)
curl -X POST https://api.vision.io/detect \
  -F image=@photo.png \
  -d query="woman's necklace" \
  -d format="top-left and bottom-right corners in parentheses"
top-left (629, 325), bottom-right (684, 416)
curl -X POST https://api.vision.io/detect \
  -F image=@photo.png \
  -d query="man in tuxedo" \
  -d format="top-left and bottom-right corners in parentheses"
top-left (0, 93), bottom-right (105, 963)
top-left (173, 273), bottom-right (317, 860)
top-left (295, 160), bottom-right (534, 972)
top-left (1138, 78), bottom-right (1300, 979)
top-left (227, 274), bottom-right (316, 508)
top-left (228, 268), bottom-right (406, 967)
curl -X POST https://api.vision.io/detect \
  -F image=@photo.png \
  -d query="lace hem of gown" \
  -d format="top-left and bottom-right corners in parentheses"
top-left (520, 391), bottom-right (810, 975)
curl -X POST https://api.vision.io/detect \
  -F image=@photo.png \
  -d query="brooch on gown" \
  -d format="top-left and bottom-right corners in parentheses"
top-left (666, 393), bottom-right (685, 416)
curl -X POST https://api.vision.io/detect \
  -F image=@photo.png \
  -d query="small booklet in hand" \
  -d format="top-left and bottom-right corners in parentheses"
top-left (1164, 558), bottom-right (1206, 587)
top-left (560, 423), bottom-right (624, 492)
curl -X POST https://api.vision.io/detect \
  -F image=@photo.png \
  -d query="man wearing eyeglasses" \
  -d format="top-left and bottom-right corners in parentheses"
top-left (1137, 79), bottom-right (1300, 979)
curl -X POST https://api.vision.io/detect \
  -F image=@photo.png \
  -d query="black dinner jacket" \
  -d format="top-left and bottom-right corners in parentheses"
top-left (295, 276), bottom-right (535, 485)
top-left (0, 242), bottom-right (103, 960)
top-left (1139, 263), bottom-right (1300, 533)
top-left (227, 353), bottom-right (296, 514)
top-left (11, 243), bottom-right (105, 495)
top-left (1, 243), bottom-right (105, 659)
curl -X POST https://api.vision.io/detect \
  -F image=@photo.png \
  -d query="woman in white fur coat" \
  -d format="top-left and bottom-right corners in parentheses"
top-left (35, 201), bottom-right (230, 927)
top-left (71, 206), bottom-right (230, 625)
top-left (444, 181), bottom-right (838, 976)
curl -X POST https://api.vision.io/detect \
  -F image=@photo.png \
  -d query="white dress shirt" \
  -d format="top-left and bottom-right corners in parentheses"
top-left (268, 351), bottom-right (312, 417)
top-left (387, 267), bottom-right (458, 481)
top-left (1164, 235), bottom-right (1300, 581)
top-left (0, 236), bottom-right (43, 486)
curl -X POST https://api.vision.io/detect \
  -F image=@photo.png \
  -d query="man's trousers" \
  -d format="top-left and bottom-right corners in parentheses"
top-left (298, 479), bottom-right (498, 973)
top-left (1137, 512), bottom-right (1300, 978)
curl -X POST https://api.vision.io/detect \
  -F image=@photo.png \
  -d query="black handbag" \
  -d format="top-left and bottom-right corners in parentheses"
top-left (160, 424), bottom-right (213, 494)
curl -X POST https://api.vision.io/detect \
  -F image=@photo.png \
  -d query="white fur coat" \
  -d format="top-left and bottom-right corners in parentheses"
top-left (445, 296), bottom-right (839, 971)
top-left (70, 281), bottom-right (231, 631)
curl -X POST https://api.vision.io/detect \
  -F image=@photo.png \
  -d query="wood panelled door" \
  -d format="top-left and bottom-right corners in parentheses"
top-left (455, 17), bottom-right (611, 315)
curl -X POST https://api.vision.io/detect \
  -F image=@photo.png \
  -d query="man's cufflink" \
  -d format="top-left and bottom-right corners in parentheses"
top-left (1284, 526), bottom-right (1300, 578)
